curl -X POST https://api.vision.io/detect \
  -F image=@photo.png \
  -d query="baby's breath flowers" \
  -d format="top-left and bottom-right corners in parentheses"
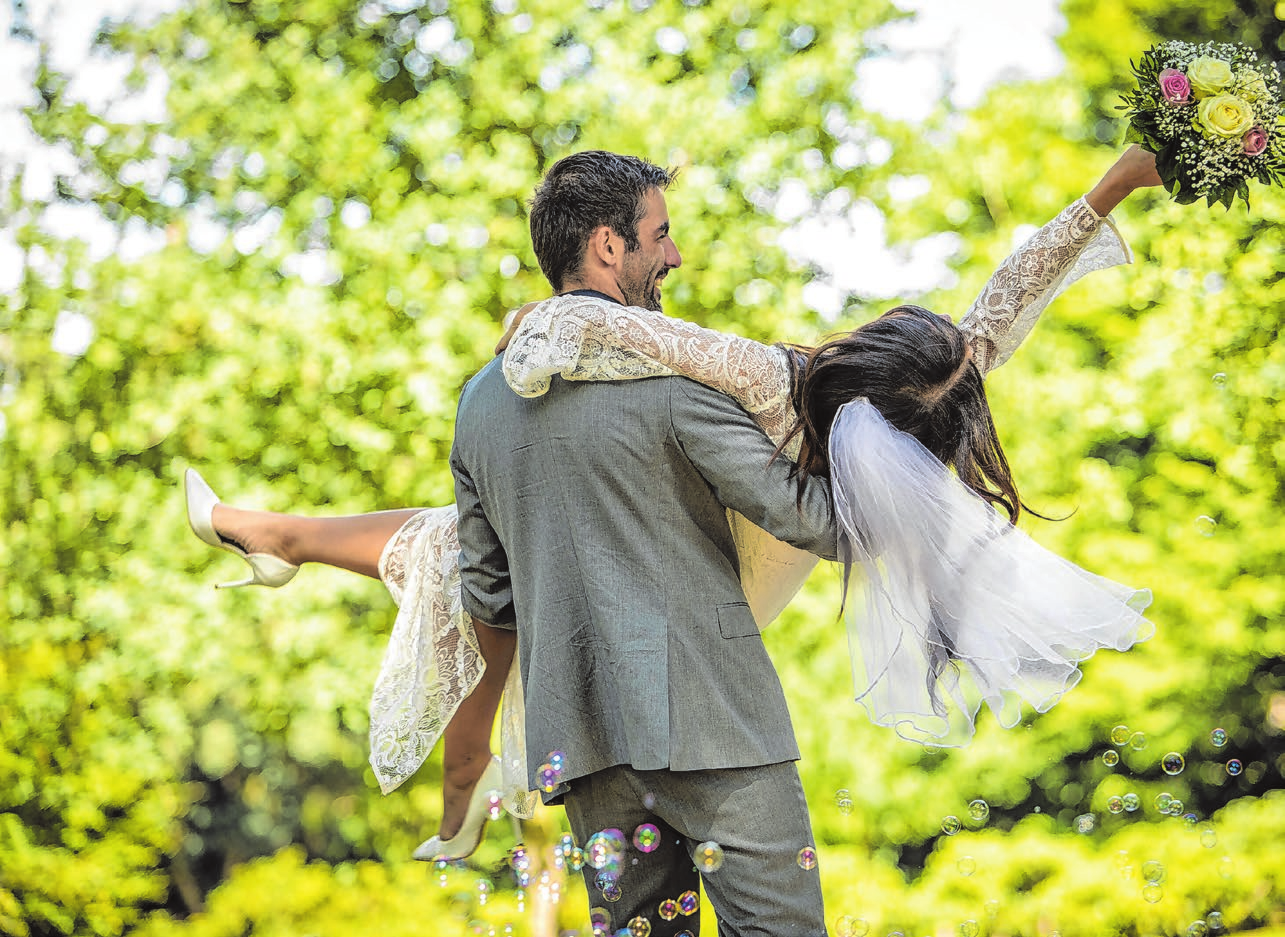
top-left (1119, 40), bottom-right (1284, 207)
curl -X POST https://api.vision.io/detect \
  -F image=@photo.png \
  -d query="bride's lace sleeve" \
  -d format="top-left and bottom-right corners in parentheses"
top-left (503, 295), bottom-right (797, 446)
top-left (959, 197), bottom-right (1132, 375)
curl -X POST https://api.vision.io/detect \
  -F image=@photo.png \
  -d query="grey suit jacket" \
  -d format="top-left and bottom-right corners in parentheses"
top-left (450, 356), bottom-right (838, 794)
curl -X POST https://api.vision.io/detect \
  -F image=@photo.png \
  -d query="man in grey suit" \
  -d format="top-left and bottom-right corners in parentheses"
top-left (450, 151), bottom-right (838, 935)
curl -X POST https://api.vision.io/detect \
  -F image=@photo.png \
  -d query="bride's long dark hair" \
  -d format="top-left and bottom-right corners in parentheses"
top-left (780, 304), bottom-right (1030, 523)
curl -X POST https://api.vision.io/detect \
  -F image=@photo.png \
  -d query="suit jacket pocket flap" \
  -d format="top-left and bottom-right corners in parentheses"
top-left (717, 602), bottom-right (758, 639)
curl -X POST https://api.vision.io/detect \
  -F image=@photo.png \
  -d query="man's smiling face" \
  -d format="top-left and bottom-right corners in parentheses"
top-left (617, 187), bottom-right (683, 311)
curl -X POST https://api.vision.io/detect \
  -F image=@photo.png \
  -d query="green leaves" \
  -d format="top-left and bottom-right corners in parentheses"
top-left (2, 0), bottom-right (1283, 934)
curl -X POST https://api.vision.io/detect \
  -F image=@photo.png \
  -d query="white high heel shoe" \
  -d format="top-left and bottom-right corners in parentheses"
top-left (413, 755), bottom-right (514, 862)
top-left (184, 468), bottom-right (299, 589)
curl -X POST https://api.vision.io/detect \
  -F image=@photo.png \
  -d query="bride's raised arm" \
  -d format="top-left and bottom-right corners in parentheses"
top-left (959, 145), bottom-right (1162, 374)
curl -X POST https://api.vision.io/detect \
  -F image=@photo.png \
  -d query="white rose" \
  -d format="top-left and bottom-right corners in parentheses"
top-left (1187, 56), bottom-right (1233, 99)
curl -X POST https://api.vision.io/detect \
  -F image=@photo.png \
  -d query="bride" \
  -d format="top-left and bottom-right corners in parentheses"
top-left (185, 145), bottom-right (1161, 861)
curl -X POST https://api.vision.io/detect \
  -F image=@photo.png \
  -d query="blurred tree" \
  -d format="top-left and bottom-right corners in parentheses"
top-left (0, 0), bottom-right (1282, 934)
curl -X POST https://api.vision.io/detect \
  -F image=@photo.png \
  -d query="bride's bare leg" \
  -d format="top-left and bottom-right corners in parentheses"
top-left (210, 506), bottom-right (423, 580)
top-left (207, 502), bottom-right (518, 841)
top-left (438, 618), bottom-right (517, 839)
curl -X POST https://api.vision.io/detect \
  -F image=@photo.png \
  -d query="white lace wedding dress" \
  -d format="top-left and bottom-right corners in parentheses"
top-left (368, 198), bottom-right (1131, 812)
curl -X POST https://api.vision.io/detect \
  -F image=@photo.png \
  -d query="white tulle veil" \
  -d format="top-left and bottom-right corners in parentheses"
top-left (828, 399), bottom-right (1154, 746)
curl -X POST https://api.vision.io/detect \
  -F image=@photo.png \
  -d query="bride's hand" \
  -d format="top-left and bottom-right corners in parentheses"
top-left (1085, 145), bottom-right (1164, 216)
top-left (494, 301), bottom-right (545, 354)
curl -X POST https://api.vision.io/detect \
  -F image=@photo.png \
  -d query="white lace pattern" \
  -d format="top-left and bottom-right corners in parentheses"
top-left (959, 198), bottom-right (1130, 374)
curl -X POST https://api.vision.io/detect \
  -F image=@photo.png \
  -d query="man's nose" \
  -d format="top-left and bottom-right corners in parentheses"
top-left (666, 241), bottom-right (683, 269)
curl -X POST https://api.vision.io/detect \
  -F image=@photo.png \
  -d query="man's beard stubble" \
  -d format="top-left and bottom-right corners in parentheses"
top-left (619, 257), bottom-right (665, 312)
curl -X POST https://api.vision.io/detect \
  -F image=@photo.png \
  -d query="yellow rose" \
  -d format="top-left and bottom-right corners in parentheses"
top-left (1196, 94), bottom-right (1255, 139)
top-left (1187, 56), bottom-right (1233, 99)
top-left (1237, 72), bottom-right (1269, 103)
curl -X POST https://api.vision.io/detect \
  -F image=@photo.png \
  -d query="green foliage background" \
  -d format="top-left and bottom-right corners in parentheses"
top-left (1, 0), bottom-right (1283, 934)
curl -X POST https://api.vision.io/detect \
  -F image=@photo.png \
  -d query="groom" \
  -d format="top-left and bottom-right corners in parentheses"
top-left (450, 151), bottom-right (839, 935)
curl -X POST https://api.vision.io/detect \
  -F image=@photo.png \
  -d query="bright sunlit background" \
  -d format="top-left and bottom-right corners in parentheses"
top-left (2, 1), bottom-right (1282, 935)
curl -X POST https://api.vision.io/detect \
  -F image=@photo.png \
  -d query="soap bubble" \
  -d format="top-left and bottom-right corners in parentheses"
top-left (968, 799), bottom-right (990, 823)
top-left (1142, 883), bottom-right (1163, 904)
top-left (1142, 860), bottom-right (1166, 884)
top-left (537, 761), bottom-right (562, 793)
top-left (1114, 849), bottom-right (1132, 872)
top-left (586, 829), bottom-right (626, 870)
top-left (628, 916), bottom-right (652, 937)
top-left (632, 824), bottom-right (660, 854)
top-left (1195, 516), bottom-right (1217, 537)
top-left (1102, 749), bottom-right (1120, 767)
top-left (941, 815), bottom-right (962, 835)
top-left (486, 791), bottom-right (504, 820)
top-left (835, 789), bottom-right (853, 815)
top-left (1110, 725), bottom-right (1131, 745)
top-left (797, 846), bottom-right (818, 870)
top-left (1154, 792), bottom-right (1175, 813)
top-left (1187, 921), bottom-right (1208, 937)
top-left (695, 841), bottom-right (724, 872)
top-left (658, 899), bottom-right (679, 921)
top-left (1226, 759), bottom-right (1243, 776)
top-left (678, 890), bottom-right (699, 915)
top-left (957, 856), bottom-right (977, 877)
top-left (508, 845), bottom-right (530, 873)
top-left (1123, 793), bottom-right (1141, 812)
top-left (1200, 825), bottom-right (1218, 848)
top-left (1210, 728), bottom-right (1228, 748)
top-left (1075, 813), bottom-right (1096, 834)
top-left (594, 869), bottom-right (618, 892)
top-left (1206, 911), bottom-right (1224, 931)
top-left (1162, 752), bottom-right (1186, 775)
top-left (1107, 796), bottom-right (1125, 814)
top-left (601, 880), bottom-right (622, 902)
top-left (1168, 799), bottom-right (1185, 816)
top-left (567, 847), bottom-right (585, 871)
top-left (835, 916), bottom-right (868, 937)
top-left (959, 921), bottom-right (979, 937)
top-left (1129, 731), bottom-right (1147, 751)
top-left (1211, 372), bottom-right (1227, 388)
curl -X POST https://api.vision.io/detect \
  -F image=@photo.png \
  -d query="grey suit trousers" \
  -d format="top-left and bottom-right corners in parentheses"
top-left (563, 762), bottom-right (827, 937)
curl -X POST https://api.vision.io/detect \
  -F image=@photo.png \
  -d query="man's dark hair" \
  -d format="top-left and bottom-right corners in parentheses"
top-left (529, 150), bottom-right (676, 291)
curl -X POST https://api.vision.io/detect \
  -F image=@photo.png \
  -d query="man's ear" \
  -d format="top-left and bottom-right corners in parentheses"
top-left (588, 225), bottom-right (622, 269)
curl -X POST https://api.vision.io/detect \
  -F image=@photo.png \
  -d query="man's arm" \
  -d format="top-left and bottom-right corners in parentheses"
top-left (450, 441), bottom-right (517, 630)
top-left (670, 379), bottom-right (839, 562)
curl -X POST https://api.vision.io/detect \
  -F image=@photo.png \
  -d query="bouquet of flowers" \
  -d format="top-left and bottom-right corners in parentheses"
top-left (1119, 40), bottom-right (1284, 207)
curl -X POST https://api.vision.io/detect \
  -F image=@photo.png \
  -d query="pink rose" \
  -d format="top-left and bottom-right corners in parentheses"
top-left (1158, 67), bottom-right (1191, 104)
top-left (1243, 125), bottom-right (1268, 157)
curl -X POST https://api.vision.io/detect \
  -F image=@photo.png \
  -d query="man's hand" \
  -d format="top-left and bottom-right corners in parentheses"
top-left (1085, 145), bottom-right (1164, 216)
top-left (494, 301), bottom-right (545, 355)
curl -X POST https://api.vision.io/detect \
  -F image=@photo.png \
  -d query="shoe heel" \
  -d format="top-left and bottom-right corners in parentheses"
top-left (216, 554), bottom-right (299, 589)
top-left (185, 468), bottom-right (299, 589)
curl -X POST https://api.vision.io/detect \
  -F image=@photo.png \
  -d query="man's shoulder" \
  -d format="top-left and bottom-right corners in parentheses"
top-left (460, 356), bottom-right (506, 395)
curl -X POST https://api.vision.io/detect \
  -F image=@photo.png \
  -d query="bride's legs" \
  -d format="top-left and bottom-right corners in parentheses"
top-left (207, 500), bottom-right (518, 843)
top-left (210, 505), bottom-right (422, 579)
top-left (438, 618), bottom-right (516, 839)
